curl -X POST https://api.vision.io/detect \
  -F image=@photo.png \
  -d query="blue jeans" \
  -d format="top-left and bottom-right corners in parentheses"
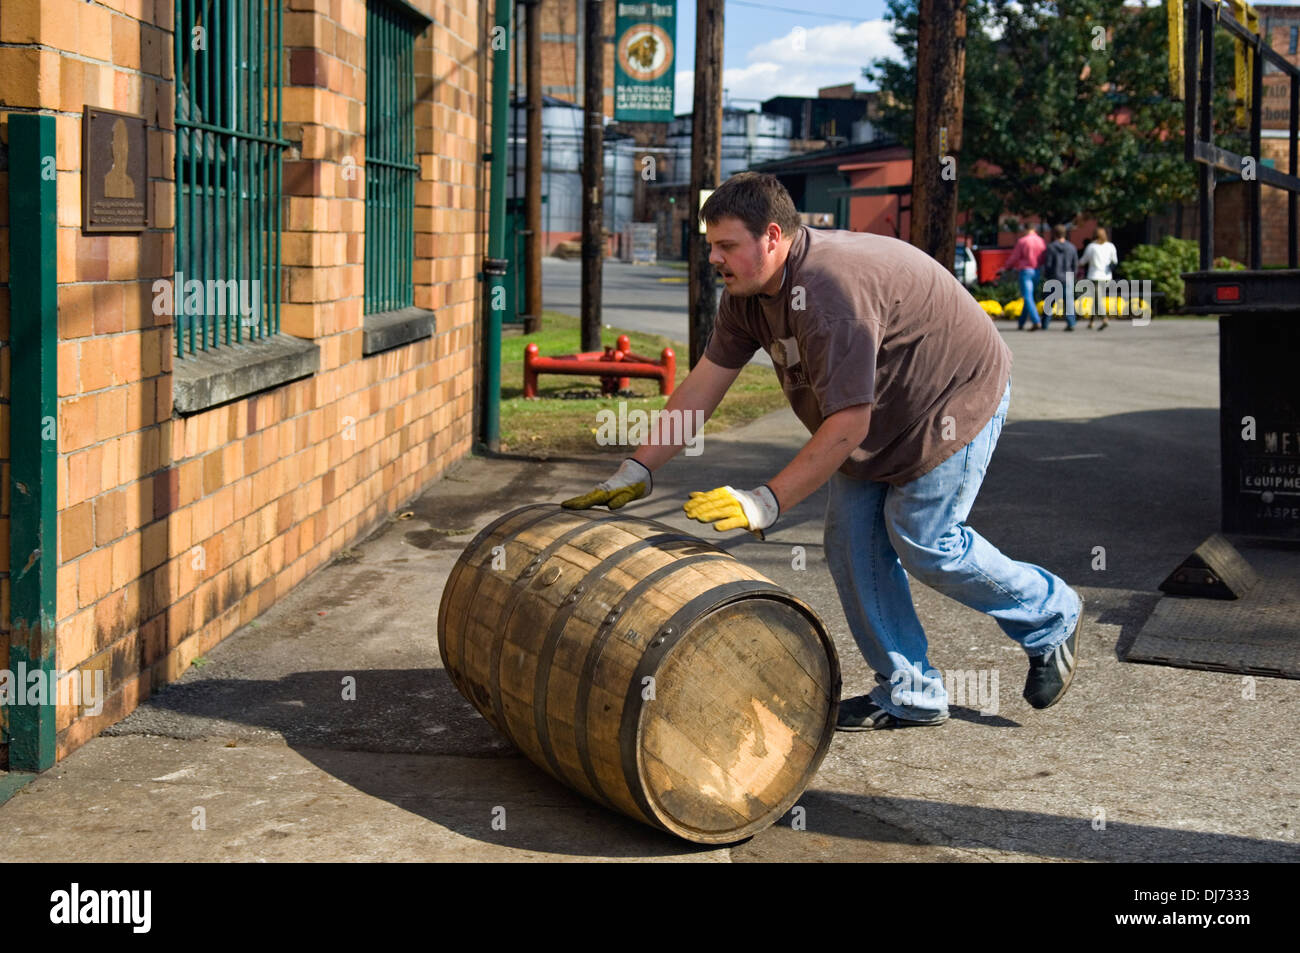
top-left (1041, 283), bottom-right (1076, 331)
top-left (823, 379), bottom-right (1081, 721)
top-left (1018, 268), bottom-right (1041, 328)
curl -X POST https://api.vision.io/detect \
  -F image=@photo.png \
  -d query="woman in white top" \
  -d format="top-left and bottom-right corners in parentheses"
top-left (1078, 227), bottom-right (1119, 330)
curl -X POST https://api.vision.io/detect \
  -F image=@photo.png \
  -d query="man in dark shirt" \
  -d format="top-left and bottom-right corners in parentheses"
top-left (562, 172), bottom-right (1083, 728)
top-left (1039, 225), bottom-right (1080, 331)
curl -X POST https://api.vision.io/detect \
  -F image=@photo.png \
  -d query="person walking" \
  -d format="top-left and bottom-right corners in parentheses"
top-left (1078, 227), bottom-right (1119, 330)
top-left (1039, 225), bottom-right (1079, 331)
top-left (997, 223), bottom-right (1047, 331)
top-left (562, 172), bottom-right (1084, 729)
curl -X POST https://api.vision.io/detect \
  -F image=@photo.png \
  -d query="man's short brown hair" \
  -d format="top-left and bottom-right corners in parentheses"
top-left (699, 171), bottom-right (802, 239)
top-left (1052, 224), bottom-right (1068, 240)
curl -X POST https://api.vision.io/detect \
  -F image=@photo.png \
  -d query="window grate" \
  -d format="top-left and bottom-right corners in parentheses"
top-left (174, 0), bottom-right (287, 357)
top-left (365, 0), bottom-right (420, 315)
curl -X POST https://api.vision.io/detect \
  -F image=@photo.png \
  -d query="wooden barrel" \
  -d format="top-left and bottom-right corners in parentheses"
top-left (437, 503), bottom-right (840, 844)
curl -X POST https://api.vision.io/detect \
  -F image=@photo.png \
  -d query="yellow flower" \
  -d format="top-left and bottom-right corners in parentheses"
top-left (977, 299), bottom-right (1003, 317)
top-left (1003, 298), bottom-right (1024, 317)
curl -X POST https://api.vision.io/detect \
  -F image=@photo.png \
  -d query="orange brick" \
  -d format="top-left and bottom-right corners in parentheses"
top-left (59, 55), bottom-right (85, 118)
top-left (107, 236), bottom-right (140, 281)
top-left (61, 501), bottom-right (94, 562)
top-left (100, 436), bottom-right (120, 492)
top-left (57, 562), bottom-right (79, 620)
top-left (191, 496), bottom-right (213, 542)
top-left (95, 489), bottom-right (127, 548)
top-left (140, 327), bottom-right (162, 378)
top-left (93, 282), bottom-right (125, 335)
top-left (178, 458), bottom-right (201, 506)
top-left (125, 379), bottom-right (155, 428)
top-left (76, 234), bottom-right (110, 282)
top-left (0, 48), bottom-right (40, 109)
top-left (55, 282), bottom-right (94, 342)
top-left (56, 171), bottom-right (82, 229)
top-left (59, 609), bottom-right (96, 672)
top-left (80, 337), bottom-right (115, 392)
top-left (113, 334), bottom-right (144, 384)
top-left (111, 532), bottom-right (142, 591)
top-left (202, 450), bottom-right (223, 496)
top-left (76, 546), bottom-right (112, 608)
top-left (111, 12), bottom-right (141, 70)
top-left (58, 341), bottom-right (80, 397)
top-left (123, 281), bottom-right (150, 332)
top-left (96, 388), bottom-right (129, 443)
top-left (141, 518), bottom-right (167, 571)
top-left (60, 395), bottom-right (97, 453)
top-left (0, 0), bottom-right (43, 43)
top-left (81, 2), bottom-right (114, 61)
top-left (133, 478), bottom-right (159, 537)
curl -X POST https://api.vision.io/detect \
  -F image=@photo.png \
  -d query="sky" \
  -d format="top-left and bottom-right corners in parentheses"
top-left (669, 0), bottom-right (903, 113)
top-left (666, 0), bottom-right (1300, 114)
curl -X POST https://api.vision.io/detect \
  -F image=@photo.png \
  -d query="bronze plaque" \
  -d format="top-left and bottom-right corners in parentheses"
top-left (82, 106), bottom-right (149, 232)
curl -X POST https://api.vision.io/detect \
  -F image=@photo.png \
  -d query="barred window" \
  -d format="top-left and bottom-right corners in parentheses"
top-left (365, 0), bottom-right (422, 314)
top-left (174, 0), bottom-right (286, 356)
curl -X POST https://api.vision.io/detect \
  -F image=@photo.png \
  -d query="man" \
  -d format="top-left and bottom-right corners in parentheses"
top-left (562, 172), bottom-right (1083, 729)
top-left (1039, 225), bottom-right (1079, 331)
top-left (997, 222), bottom-right (1047, 331)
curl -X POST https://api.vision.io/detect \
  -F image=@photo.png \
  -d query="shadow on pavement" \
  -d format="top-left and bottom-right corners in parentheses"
top-left (767, 790), bottom-right (1300, 862)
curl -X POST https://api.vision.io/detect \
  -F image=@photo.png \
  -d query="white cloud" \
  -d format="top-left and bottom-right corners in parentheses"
top-left (675, 20), bottom-right (902, 113)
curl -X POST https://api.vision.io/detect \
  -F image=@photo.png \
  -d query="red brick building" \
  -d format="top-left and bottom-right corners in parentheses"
top-left (1, 0), bottom-right (489, 768)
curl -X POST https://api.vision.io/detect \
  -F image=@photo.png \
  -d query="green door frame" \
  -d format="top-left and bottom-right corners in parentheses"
top-left (5, 113), bottom-right (59, 777)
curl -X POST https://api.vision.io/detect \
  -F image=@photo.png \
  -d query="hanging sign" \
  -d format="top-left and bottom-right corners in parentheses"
top-left (614, 2), bottom-right (677, 122)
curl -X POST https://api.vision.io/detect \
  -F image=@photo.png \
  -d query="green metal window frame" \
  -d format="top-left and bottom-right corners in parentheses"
top-left (174, 0), bottom-right (287, 357)
top-left (365, 0), bottom-right (422, 315)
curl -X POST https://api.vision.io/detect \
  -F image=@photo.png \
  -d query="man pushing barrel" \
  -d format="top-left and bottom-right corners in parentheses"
top-left (561, 172), bottom-right (1083, 729)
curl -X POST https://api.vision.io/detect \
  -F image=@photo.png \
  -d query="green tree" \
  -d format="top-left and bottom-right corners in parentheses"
top-left (866, 0), bottom-right (1249, 242)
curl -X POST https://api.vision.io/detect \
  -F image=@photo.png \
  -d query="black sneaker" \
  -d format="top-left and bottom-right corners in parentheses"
top-left (835, 695), bottom-right (948, 731)
top-left (1023, 603), bottom-right (1084, 709)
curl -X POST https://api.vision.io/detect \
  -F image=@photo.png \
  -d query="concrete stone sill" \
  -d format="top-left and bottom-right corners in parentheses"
top-left (172, 333), bottom-right (321, 415)
top-left (362, 306), bottom-right (436, 356)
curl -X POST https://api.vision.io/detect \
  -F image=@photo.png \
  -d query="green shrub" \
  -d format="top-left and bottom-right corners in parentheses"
top-left (971, 272), bottom-right (1021, 305)
top-left (1120, 236), bottom-right (1245, 312)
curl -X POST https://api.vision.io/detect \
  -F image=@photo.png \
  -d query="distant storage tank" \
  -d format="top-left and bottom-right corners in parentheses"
top-left (508, 98), bottom-right (585, 235)
top-left (508, 98), bottom-right (638, 240)
top-left (662, 108), bottom-right (796, 185)
top-left (604, 133), bottom-right (638, 239)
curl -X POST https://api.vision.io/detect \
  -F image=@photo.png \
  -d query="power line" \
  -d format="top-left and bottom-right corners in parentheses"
top-left (726, 0), bottom-right (863, 21)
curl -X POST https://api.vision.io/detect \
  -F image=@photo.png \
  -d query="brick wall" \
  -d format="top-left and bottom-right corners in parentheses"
top-left (515, 0), bottom-right (615, 117)
top-left (0, 0), bottom-right (487, 763)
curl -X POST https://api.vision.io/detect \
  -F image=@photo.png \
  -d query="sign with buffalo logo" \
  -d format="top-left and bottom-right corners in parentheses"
top-left (614, 2), bottom-right (676, 122)
top-left (82, 106), bottom-right (149, 232)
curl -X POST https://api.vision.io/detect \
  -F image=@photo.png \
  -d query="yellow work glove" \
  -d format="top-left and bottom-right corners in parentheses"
top-left (683, 485), bottom-right (780, 539)
top-left (561, 458), bottom-right (652, 510)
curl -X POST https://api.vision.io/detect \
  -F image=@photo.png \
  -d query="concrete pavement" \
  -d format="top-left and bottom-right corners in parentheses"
top-left (1, 319), bottom-right (1297, 861)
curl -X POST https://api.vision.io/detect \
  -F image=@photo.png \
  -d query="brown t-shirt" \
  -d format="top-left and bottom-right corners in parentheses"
top-left (703, 226), bottom-right (1012, 485)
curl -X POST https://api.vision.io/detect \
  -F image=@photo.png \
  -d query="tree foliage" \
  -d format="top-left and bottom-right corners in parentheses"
top-left (865, 0), bottom-right (1249, 242)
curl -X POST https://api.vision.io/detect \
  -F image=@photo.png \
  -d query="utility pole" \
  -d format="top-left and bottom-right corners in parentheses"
top-left (688, 0), bottom-right (724, 368)
top-left (523, 0), bottom-right (542, 333)
top-left (910, 0), bottom-right (966, 266)
top-left (580, 0), bottom-right (606, 353)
